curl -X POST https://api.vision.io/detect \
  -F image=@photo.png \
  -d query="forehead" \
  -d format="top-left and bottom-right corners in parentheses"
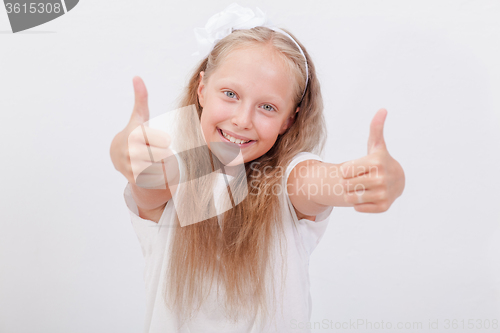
top-left (210, 44), bottom-right (298, 105)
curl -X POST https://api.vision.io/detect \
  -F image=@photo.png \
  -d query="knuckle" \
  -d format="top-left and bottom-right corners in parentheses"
top-left (354, 184), bottom-right (366, 193)
top-left (370, 157), bottom-right (382, 168)
top-left (372, 175), bottom-right (386, 188)
top-left (127, 130), bottom-right (139, 143)
top-left (373, 177), bottom-right (383, 187)
top-left (376, 191), bottom-right (387, 202)
top-left (370, 159), bottom-right (384, 175)
top-left (130, 127), bottom-right (144, 141)
top-left (379, 181), bottom-right (388, 192)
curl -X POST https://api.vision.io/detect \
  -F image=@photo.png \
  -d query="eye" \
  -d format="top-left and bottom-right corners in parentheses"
top-left (223, 90), bottom-right (276, 112)
top-left (223, 90), bottom-right (237, 99)
top-left (262, 104), bottom-right (276, 112)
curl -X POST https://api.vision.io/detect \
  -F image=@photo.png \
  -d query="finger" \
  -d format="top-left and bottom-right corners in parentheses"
top-left (130, 76), bottom-right (150, 126)
top-left (341, 174), bottom-right (381, 193)
top-left (142, 127), bottom-right (171, 149)
top-left (128, 125), bottom-right (173, 163)
top-left (128, 125), bottom-right (171, 149)
top-left (130, 145), bottom-right (173, 163)
top-left (130, 159), bottom-right (169, 175)
top-left (130, 153), bottom-right (179, 179)
top-left (134, 172), bottom-right (169, 190)
top-left (353, 202), bottom-right (389, 213)
top-left (132, 159), bottom-right (180, 189)
top-left (344, 189), bottom-right (387, 204)
top-left (339, 155), bottom-right (380, 179)
top-left (367, 108), bottom-right (387, 154)
top-left (130, 159), bottom-right (166, 184)
top-left (344, 189), bottom-right (365, 204)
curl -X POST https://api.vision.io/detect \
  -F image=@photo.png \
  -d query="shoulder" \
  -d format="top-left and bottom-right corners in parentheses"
top-left (284, 152), bottom-right (324, 179)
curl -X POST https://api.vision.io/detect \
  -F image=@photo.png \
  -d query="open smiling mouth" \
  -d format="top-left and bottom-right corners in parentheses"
top-left (217, 127), bottom-right (256, 147)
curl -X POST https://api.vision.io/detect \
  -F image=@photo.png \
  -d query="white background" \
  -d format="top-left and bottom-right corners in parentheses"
top-left (1, 1), bottom-right (499, 332)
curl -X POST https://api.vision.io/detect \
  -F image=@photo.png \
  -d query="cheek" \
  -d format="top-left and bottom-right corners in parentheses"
top-left (206, 99), bottom-right (233, 124)
top-left (262, 116), bottom-right (283, 133)
top-left (256, 118), bottom-right (282, 141)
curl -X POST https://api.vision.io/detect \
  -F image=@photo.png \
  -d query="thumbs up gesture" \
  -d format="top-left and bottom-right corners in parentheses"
top-left (110, 76), bottom-right (177, 190)
top-left (340, 109), bottom-right (405, 213)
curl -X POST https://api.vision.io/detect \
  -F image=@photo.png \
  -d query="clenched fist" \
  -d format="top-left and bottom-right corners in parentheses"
top-left (110, 76), bottom-right (179, 190)
top-left (340, 109), bottom-right (405, 213)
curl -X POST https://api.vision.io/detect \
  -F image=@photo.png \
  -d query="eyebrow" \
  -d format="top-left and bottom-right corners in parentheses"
top-left (218, 79), bottom-right (287, 110)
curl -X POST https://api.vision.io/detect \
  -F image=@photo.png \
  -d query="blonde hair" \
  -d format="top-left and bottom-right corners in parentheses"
top-left (164, 26), bottom-right (327, 326)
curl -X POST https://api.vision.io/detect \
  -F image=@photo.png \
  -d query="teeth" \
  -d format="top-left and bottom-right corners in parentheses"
top-left (221, 129), bottom-right (251, 144)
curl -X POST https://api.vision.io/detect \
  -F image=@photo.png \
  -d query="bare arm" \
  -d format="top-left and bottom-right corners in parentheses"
top-left (288, 109), bottom-right (406, 217)
top-left (287, 160), bottom-right (352, 219)
top-left (288, 154), bottom-right (404, 218)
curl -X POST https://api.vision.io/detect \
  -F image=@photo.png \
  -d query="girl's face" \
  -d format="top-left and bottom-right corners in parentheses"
top-left (197, 45), bottom-right (299, 164)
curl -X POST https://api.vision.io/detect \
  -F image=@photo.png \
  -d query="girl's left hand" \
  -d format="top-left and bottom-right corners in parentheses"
top-left (339, 109), bottom-right (405, 213)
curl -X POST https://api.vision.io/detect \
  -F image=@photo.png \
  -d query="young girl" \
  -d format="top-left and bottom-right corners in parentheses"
top-left (110, 4), bottom-right (405, 332)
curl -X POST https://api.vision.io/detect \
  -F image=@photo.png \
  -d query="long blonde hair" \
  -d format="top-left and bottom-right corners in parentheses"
top-left (164, 26), bottom-right (327, 326)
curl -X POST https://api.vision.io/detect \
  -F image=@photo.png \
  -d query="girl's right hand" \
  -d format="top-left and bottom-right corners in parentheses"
top-left (110, 76), bottom-right (177, 190)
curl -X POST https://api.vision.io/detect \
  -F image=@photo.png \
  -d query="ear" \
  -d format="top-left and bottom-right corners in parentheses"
top-left (197, 71), bottom-right (205, 107)
top-left (279, 107), bottom-right (300, 135)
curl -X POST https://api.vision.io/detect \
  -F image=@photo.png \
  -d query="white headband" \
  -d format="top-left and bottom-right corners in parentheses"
top-left (192, 3), bottom-right (309, 102)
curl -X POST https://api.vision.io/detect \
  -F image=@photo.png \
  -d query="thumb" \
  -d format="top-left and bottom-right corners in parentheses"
top-left (367, 108), bottom-right (388, 154)
top-left (130, 76), bottom-right (150, 126)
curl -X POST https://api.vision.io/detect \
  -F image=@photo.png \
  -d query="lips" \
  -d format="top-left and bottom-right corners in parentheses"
top-left (217, 127), bottom-right (256, 147)
top-left (218, 127), bottom-right (254, 141)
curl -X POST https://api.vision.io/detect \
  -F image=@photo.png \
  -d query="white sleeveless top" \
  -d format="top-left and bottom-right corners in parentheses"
top-left (123, 152), bottom-right (334, 333)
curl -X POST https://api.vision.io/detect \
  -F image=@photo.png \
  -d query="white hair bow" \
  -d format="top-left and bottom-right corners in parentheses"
top-left (191, 2), bottom-right (309, 101)
top-left (191, 3), bottom-right (273, 59)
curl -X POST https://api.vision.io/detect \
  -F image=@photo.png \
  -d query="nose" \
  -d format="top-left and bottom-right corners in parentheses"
top-left (231, 103), bottom-right (253, 129)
